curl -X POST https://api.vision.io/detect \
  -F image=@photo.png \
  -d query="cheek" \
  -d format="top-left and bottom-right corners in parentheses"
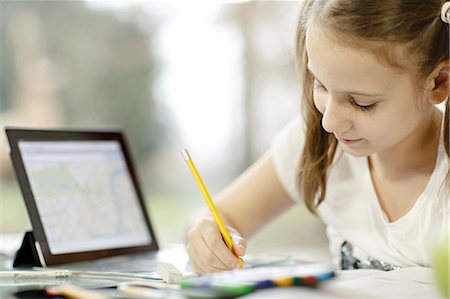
top-left (363, 119), bottom-right (387, 140)
top-left (361, 111), bottom-right (405, 144)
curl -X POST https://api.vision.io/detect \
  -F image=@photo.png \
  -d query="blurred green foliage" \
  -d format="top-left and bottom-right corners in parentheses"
top-left (0, 1), bottom-right (169, 161)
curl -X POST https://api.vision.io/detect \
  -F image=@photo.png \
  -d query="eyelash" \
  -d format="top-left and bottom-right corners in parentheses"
top-left (313, 81), bottom-right (377, 112)
top-left (349, 96), bottom-right (376, 111)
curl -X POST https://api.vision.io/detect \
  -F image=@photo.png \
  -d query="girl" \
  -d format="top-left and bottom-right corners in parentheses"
top-left (186, 0), bottom-right (449, 273)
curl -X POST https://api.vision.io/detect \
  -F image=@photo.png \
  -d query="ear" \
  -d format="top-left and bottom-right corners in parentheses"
top-left (427, 59), bottom-right (449, 105)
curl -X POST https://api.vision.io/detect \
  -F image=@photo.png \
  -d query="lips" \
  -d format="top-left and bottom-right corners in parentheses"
top-left (335, 135), bottom-right (363, 145)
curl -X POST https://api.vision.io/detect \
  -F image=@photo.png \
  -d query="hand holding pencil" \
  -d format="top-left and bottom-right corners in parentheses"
top-left (182, 149), bottom-right (245, 273)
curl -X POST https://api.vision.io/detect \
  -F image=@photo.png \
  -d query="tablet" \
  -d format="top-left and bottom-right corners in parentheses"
top-left (6, 128), bottom-right (159, 266)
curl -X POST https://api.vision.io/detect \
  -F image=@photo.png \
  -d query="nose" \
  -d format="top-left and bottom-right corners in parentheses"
top-left (321, 97), bottom-right (352, 134)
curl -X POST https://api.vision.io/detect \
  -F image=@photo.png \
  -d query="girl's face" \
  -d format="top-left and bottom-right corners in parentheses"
top-left (305, 22), bottom-right (434, 157)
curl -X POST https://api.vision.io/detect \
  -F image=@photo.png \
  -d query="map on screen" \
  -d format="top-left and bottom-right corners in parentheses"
top-left (18, 141), bottom-right (151, 255)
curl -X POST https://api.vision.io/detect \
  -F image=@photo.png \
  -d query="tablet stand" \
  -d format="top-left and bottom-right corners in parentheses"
top-left (13, 231), bottom-right (43, 268)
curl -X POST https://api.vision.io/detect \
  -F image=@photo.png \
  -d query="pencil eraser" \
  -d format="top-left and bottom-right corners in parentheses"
top-left (156, 262), bottom-right (183, 284)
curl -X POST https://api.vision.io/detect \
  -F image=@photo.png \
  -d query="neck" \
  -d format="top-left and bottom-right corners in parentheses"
top-left (369, 109), bottom-right (442, 179)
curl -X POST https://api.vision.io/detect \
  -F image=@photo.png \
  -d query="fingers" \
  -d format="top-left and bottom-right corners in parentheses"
top-left (231, 235), bottom-right (248, 257)
top-left (186, 218), bottom-right (245, 273)
top-left (188, 245), bottom-right (226, 273)
top-left (202, 230), bottom-right (242, 268)
top-left (190, 244), bottom-right (228, 273)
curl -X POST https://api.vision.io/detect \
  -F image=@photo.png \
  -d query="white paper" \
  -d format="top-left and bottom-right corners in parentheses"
top-left (324, 267), bottom-right (442, 299)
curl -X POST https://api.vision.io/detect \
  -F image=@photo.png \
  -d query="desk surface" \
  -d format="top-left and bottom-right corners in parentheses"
top-left (0, 234), bottom-right (444, 299)
top-left (0, 268), bottom-right (443, 299)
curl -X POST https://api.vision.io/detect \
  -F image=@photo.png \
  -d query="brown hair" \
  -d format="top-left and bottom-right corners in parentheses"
top-left (296, 0), bottom-right (450, 213)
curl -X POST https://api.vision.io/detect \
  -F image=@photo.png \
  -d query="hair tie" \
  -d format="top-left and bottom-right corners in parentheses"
top-left (441, 2), bottom-right (450, 24)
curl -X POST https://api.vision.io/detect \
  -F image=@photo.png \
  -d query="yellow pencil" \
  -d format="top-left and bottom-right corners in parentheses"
top-left (182, 149), bottom-right (243, 268)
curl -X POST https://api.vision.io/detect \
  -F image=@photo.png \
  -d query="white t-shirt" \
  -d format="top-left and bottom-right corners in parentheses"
top-left (271, 112), bottom-right (449, 269)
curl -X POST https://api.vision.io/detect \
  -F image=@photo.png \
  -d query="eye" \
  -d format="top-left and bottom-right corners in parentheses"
top-left (349, 96), bottom-right (376, 111)
top-left (313, 80), bottom-right (327, 92)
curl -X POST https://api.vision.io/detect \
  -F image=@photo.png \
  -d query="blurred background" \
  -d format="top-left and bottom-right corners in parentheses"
top-left (0, 1), bottom-right (328, 259)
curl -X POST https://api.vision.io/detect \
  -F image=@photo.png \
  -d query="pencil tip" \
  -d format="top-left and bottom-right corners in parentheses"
top-left (181, 149), bottom-right (190, 160)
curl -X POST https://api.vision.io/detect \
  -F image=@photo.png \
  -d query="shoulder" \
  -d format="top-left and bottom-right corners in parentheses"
top-left (270, 115), bottom-right (305, 202)
top-left (271, 115), bottom-right (304, 163)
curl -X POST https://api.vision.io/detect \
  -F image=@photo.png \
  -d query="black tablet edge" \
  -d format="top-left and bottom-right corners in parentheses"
top-left (5, 127), bottom-right (159, 266)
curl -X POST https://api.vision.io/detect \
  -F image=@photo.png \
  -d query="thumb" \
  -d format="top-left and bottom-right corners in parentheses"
top-left (232, 237), bottom-right (247, 257)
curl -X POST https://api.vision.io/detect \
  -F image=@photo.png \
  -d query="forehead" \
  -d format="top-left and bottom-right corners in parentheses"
top-left (305, 22), bottom-right (413, 93)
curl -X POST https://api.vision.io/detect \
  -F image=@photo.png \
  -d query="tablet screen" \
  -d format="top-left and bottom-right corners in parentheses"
top-left (17, 140), bottom-right (152, 255)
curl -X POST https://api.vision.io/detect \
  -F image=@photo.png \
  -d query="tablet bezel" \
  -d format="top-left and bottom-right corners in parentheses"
top-left (6, 128), bottom-right (159, 265)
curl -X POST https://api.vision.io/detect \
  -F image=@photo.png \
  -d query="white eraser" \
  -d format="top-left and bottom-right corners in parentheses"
top-left (156, 262), bottom-right (183, 284)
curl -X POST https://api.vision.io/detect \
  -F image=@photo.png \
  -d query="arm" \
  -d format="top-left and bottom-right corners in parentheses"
top-left (215, 151), bottom-right (295, 238)
top-left (186, 151), bottom-right (295, 273)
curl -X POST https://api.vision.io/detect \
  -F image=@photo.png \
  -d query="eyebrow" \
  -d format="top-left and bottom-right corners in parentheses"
top-left (307, 65), bottom-right (384, 97)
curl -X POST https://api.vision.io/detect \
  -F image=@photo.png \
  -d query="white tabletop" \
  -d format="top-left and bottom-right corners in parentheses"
top-left (0, 234), bottom-right (444, 299)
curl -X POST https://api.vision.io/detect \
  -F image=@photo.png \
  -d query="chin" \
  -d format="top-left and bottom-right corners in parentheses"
top-left (346, 151), bottom-right (370, 158)
top-left (340, 146), bottom-right (372, 158)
